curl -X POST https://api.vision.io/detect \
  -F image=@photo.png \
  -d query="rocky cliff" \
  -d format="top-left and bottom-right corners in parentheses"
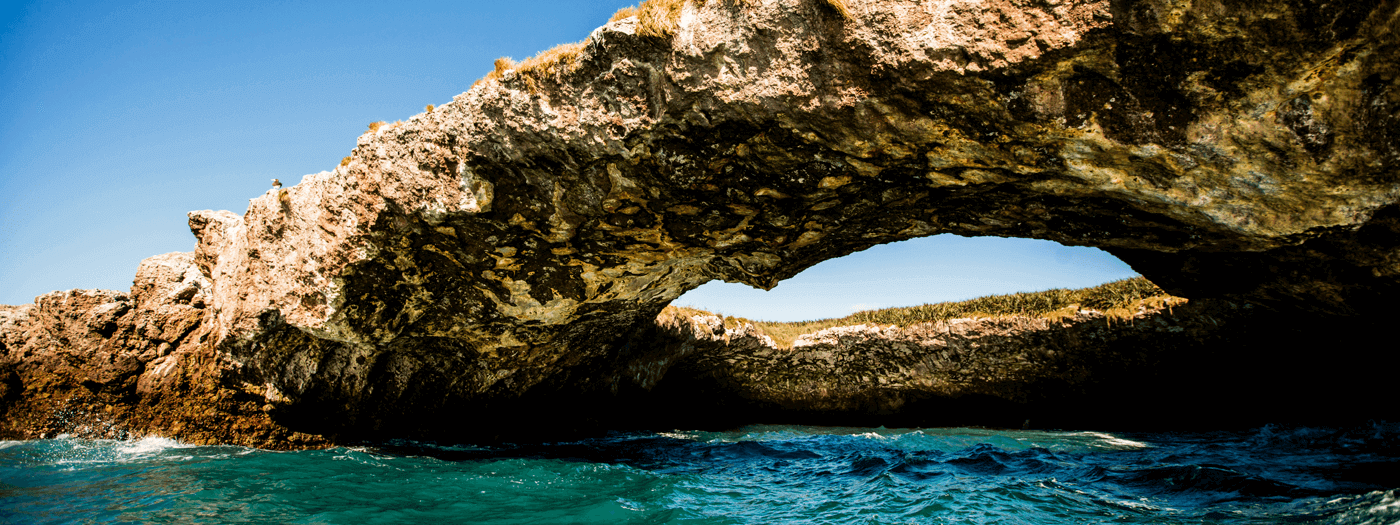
top-left (3, 0), bottom-right (1398, 446)
top-left (636, 297), bottom-right (1380, 432)
top-left (0, 254), bottom-right (326, 447)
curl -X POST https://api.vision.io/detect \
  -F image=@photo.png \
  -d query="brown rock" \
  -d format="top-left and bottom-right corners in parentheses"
top-left (3, 0), bottom-right (1399, 445)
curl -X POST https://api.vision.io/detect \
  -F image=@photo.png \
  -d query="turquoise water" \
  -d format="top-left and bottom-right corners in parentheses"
top-left (2, 423), bottom-right (1398, 524)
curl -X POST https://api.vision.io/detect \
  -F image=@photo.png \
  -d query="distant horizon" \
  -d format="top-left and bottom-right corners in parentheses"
top-left (1, 1), bottom-right (1139, 317)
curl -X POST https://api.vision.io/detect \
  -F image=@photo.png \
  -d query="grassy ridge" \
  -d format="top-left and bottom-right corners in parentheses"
top-left (468, 0), bottom-right (853, 93)
top-left (840, 276), bottom-right (1169, 326)
top-left (669, 277), bottom-right (1182, 348)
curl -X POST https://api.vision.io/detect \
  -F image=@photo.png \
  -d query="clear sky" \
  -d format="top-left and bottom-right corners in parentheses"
top-left (0, 0), bottom-right (1139, 318)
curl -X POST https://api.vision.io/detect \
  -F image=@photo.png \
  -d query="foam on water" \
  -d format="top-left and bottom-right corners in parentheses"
top-left (2, 424), bottom-right (1397, 524)
top-left (1065, 431), bottom-right (1153, 450)
top-left (1310, 489), bottom-right (1400, 525)
top-left (114, 436), bottom-right (190, 457)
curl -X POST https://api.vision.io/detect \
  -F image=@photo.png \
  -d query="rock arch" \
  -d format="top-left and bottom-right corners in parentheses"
top-left (6, 0), bottom-right (1398, 444)
top-left (191, 0), bottom-right (1398, 440)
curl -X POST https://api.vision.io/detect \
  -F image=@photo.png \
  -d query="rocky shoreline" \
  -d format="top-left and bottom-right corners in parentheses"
top-left (0, 254), bottom-right (1196, 446)
top-left (4, 0), bottom-right (1399, 447)
top-left (2, 252), bottom-right (1389, 448)
top-left (0, 254), bottom-right (326, 448)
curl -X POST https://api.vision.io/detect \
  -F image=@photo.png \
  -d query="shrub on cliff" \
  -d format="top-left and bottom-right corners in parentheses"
top-left (472, 57), bottom-right (519, 90)
top-left (637, 0), bottom-right (850, 37)
top-left (610, 5), bottom-right (637, 23)
top-left (517, 41), bottom-right (587, 90)
top-left (684, 277), bottom-right (1181, 348)
top-left (842, 276), bottom-right (1171, 325)
top-left (469, 0), bottom-right (850, 92)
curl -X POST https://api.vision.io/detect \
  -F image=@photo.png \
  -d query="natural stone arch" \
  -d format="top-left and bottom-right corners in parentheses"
top-left (172, 0), bottom-right (1399, 441)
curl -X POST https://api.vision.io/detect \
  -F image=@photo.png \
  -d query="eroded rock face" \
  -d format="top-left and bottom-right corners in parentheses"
top-left (640, 299), bottom-right (1387, 431)
top-left (4, 0), bottom-right (1399, 444)
top-left (0, 253), bottom-right (325, 448)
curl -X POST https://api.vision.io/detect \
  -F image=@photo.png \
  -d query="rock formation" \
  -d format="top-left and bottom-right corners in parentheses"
top-left (0, 253), bottom-right (327, 447)
top-left (638, 297), bottom-right (1387, 432)
top-left (3, 0), bottom-right (1398, 446)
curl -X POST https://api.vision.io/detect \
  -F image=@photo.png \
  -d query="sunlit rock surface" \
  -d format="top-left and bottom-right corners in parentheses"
top-left (0, 253), bottom-right (327, 447)
top-left (2, 0), bottom-right (1398, 445)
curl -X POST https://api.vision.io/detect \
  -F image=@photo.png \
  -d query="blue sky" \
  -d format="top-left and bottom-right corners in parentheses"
top-left (675, 235), bottom-right (1136, 321)
top-left (0, 0), bottom-right (1138, 319)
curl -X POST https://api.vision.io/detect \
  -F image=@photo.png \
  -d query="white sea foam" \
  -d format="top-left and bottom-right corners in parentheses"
top-left (1115, 498), bottom-right (1163, 512)
top-left (657, 431), bottom-right (701, 441)
top-left (116, 436), bottom-right (190, 457)
top-left (1070, 431), bottom-right (1151, 450)
top-left (1370, 489), bottom-right (1400, 513)
top-left (43, 436), bottom-right (188, 468)
top-left (1318, 489), bottom-right (1400, 525)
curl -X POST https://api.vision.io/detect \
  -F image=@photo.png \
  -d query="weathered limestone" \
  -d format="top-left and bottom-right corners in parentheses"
top-left (2, 0), bottom-right (1398, 445)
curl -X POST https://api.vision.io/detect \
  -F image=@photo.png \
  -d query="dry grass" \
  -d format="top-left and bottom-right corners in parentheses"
top-left (637, 0), bottom-right (689, 38)
top-left (474, 57), bottom-right (517, 88)
top-left (493, 57), bottom-right (515, 76)
top-left (610, 5), bottom-right (638, 23)
top-left (636, 0), bottom-right (851, 37)
top-left (468, 0), bottom-right (851, 90)
top-left (365, 120), bottom-right (404, 135)
top-left (671, 277), bottom-right (1183, 348)
top-left (518, 40), bottom-right (588, 84)
top-left (471, 40), bottom-right (588, 94)
top-left (471, 56), bottom-right (520, 90)
top-left (425, 104), bottom-right (434, 113)
top-left (339, 156), bottom-right (351, 167)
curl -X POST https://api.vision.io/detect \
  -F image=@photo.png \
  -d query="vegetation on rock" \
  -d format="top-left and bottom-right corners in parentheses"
top-left (6, 0), bottom-right (1396, 446)
top-left (636, 0), bottom-right (850, 38)
top-left (610, 5), bottom-right (638, 23)
top-left (672, 277), bottom-right (1184, 348)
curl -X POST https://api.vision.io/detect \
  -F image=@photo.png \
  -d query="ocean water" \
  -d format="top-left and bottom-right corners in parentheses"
top-left (2, 423), bottom-right (1398, 524)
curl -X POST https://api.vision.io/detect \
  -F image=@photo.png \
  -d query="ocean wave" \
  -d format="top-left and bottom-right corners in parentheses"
top-left (1309, 489), bottom-right (1400, 525)
top-left (1245, 421), bottom-right (1400, 452)
top-left (114, 435), bottom-right (191, 457)
top-left (3, 424), bottom-right (1397, 524)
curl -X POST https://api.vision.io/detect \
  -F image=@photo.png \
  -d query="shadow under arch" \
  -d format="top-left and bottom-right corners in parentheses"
top-left (174, 0), bottom-right (1400, 445)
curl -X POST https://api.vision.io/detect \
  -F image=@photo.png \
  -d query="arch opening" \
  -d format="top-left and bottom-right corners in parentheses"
top-left (7, 0), bottom-right (1399, 446)
top-left (673, 234), bottom-right (1142, 322)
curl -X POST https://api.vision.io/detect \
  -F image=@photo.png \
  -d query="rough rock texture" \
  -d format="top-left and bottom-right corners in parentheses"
top-left (637, 299), bottom-right (1382, 431)
top-left (0, 254), bottom-right (326, 448)
top-left (3, 0), bottom-right (1399, 445)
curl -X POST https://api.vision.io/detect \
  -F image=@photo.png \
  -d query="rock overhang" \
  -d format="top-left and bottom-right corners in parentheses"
top-left (8, 0), bottom-right (1397, 444)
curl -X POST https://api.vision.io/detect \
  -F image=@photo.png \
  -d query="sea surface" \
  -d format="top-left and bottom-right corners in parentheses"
top-left (2, 423), bottom-right (1398, 524)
